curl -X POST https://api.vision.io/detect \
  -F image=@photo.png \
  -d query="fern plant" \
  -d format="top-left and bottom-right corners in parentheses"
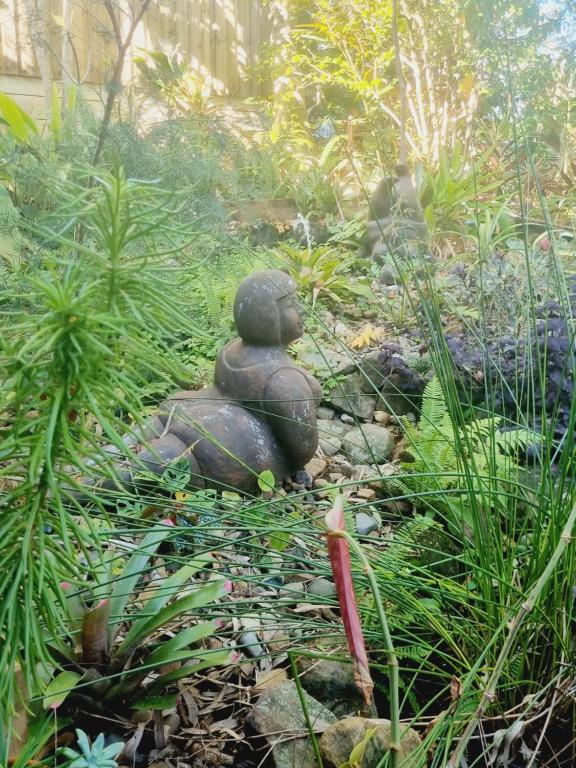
top-left (391, 377), bottom-right (533, 533)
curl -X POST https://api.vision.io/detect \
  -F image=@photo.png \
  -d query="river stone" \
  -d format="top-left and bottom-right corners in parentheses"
top-left (320, 717), bottom-right (423, 768)
top-left (296, 658), bottom-right (364, 716)
top-left (246, 681), bottom-right (336, 768)
top-left (307, 577), bottom-right (336, 599)
top-left (356, 512), bottom-right (379, 536)
top-left (317, 406), bottom-right (336, 420)
top-left (331, 373), bottom-right (377, 420)
top-left (320, 436), bottom-right (342, 457)
top-left (343, 425), bottom-right (395, 464)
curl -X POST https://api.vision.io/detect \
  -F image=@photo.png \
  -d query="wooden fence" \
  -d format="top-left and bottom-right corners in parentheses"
top-left (0, 0), bottom-right (283, 116)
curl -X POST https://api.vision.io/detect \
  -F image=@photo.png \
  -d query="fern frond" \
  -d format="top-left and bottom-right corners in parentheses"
top-left (419, 376), bottom-right (447, 438)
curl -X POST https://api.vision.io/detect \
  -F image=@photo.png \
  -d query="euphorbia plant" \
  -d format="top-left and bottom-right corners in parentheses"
top-left (325, 495), bottom-right (401, 767)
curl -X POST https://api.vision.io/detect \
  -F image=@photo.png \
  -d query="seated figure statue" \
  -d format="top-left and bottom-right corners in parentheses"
top-left (113, 270), bottom-right (322, 494)
top-left (360, 164), bottom-right (430, 281)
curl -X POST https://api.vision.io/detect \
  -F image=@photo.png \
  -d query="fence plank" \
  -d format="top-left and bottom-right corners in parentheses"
top-left (0, 0), bottom-right (274, 99)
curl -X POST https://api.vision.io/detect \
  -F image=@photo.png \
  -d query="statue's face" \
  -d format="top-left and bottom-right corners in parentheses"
top-left (277, 290), bottom-right (305, 344)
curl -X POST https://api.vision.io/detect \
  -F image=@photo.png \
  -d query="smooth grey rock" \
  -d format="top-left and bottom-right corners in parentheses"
top-left (240, 631), bottom-right (265, 658)
top-left (317, 406), bottom-right (336, 420)
top-left (331, 373), bottom-right (377, 420)
top-left (356, 512), bottom-right (379, 536)
top-left (318, 418), bottom-right (352, 438)
top-left (320, 436), bottom-right (342, 457)
top-left (343, 424), bottom-right (395, 464)
top-left (307, 577), bottom-right (336, 599)
top-left (340, 413), bottom-right (355, 425)
top-left (320, 716), bottom-right (423, 768)
top-left (246, 681), bottom-right (337, 768)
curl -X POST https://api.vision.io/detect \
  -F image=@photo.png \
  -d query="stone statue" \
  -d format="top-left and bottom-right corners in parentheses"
top-left (112, 270), bottom-right (322, 494)
top-left (360, 164), bottom-right (430, 281)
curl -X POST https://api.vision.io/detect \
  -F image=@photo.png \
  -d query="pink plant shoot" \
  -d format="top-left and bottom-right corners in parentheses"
top-left (325, 496), bottom-right (374, 706)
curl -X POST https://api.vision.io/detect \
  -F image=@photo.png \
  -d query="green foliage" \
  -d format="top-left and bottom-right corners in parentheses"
top-left (133, 47), bottom-right (215, 116)
top-left (276, 242), bottom-right (371, 307)
top-left (0, 165), bottom-right (204, 733)
top-left (418, 143), bottom-right (504, 235)
top-left (51, 524), bottom-right (229, 713)
top-left (60, 730), bottom-right (123, 768)
top-left (390, 377), bottom-right (533, 533)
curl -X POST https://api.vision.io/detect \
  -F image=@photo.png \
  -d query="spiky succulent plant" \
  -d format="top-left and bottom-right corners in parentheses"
top-left (61, 730), bottom-right (124, 768)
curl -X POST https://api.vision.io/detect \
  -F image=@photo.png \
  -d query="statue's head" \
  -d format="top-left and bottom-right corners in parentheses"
top-left (233, 270), bottom-right (304, 346)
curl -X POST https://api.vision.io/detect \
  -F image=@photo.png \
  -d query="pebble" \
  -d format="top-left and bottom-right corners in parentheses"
top-left (381, 500), bottom-right (412, 515)
top-left (240, 631), bottom-right (265, 658)
top-left (373, 410), bottom-right (391, 425)
top-left (313, 478), bottom-right (330, 499)
top-left (351, 464), bottom-right (377, 481)
top-left (304, 457), bottom-right (327, 479)
top-left (320, 436), bottom-right (342, 456)
top-left (345, 424), bottom-right (395, 464)
top-left (280, 581), bottom-right (305, 600)
top-left (331, 457), bottom-right (354, 478)
top-left (340, 414), bottom-right (355, 425)
top-left (293, 470), bottom-right (313, 488)
top-left (317, 406), bottom-right (336, 420)
top-left (356, 512), bottom-right (379, 536)
top-left (356, 487), bottom-right (376, 500)
top-left (334, 322), bottom-right (349, 336)
top-left (262, 574), bottom-right (284, 589)
top-left (307, 577), bottom-right (336, 599)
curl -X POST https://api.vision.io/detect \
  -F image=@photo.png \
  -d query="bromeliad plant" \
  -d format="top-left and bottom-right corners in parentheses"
top-left (47, 519), bottom-right (232, 715)
top-left (276, 242), bottom-right (371, 307)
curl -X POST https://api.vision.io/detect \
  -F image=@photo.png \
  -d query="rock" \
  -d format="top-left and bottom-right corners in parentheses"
top-left (240, 631), bottom-right (265, 658)
top-left (356, 487), bottom-right (376, 500)
top-left (304, 457), bottom-right (327, 479)
top-left (344, 425), bottom-right (395, 465)
top-left (313, 478), bottom-right (329, 498)
top-left (379, 267), bottom-right (397, 286)
top-left (356, 512), bottom-right (379, 536)
top-left (340, 413), bottom-right (356, 425)
top-left (317, 406), bottom-right (336, 420)
top-left (381, 500), bottom-right (412, 516)
top-left (296, 659), bottom-right (365, 716)
top-left (308, 577), bottom-right (336, 599)
top-left (320, 717), bottom-right (423, 768)
top-left (320, 436), bottom-right (342, 457)
top-left (246, 681), bottom-right (337, 768)
top-left (293, 470), bottom-right (313, 488)
top-left (351, 464), bottom-right (378, 481)
top-left (331, 456), bottom-right (354, 477)
top-left (262, 574), bottom-right (284, 589)
top-left (279, 581), bottom-right (305, 601)
top-left (373, 410), bottom-right (391, 425)
top-left (318, 420), bottom-right (351, 456)
top-left (331, 373), bottom-right (377, 420)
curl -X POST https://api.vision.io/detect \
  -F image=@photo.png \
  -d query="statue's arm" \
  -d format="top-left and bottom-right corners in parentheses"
top-left (263, 368), bottom-right (320, 467)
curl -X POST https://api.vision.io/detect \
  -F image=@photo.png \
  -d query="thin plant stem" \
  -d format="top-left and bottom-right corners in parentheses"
top-left (289, 651), bottom-right (324, 768)
top-left (447, 499), bottom-right (576, 767)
